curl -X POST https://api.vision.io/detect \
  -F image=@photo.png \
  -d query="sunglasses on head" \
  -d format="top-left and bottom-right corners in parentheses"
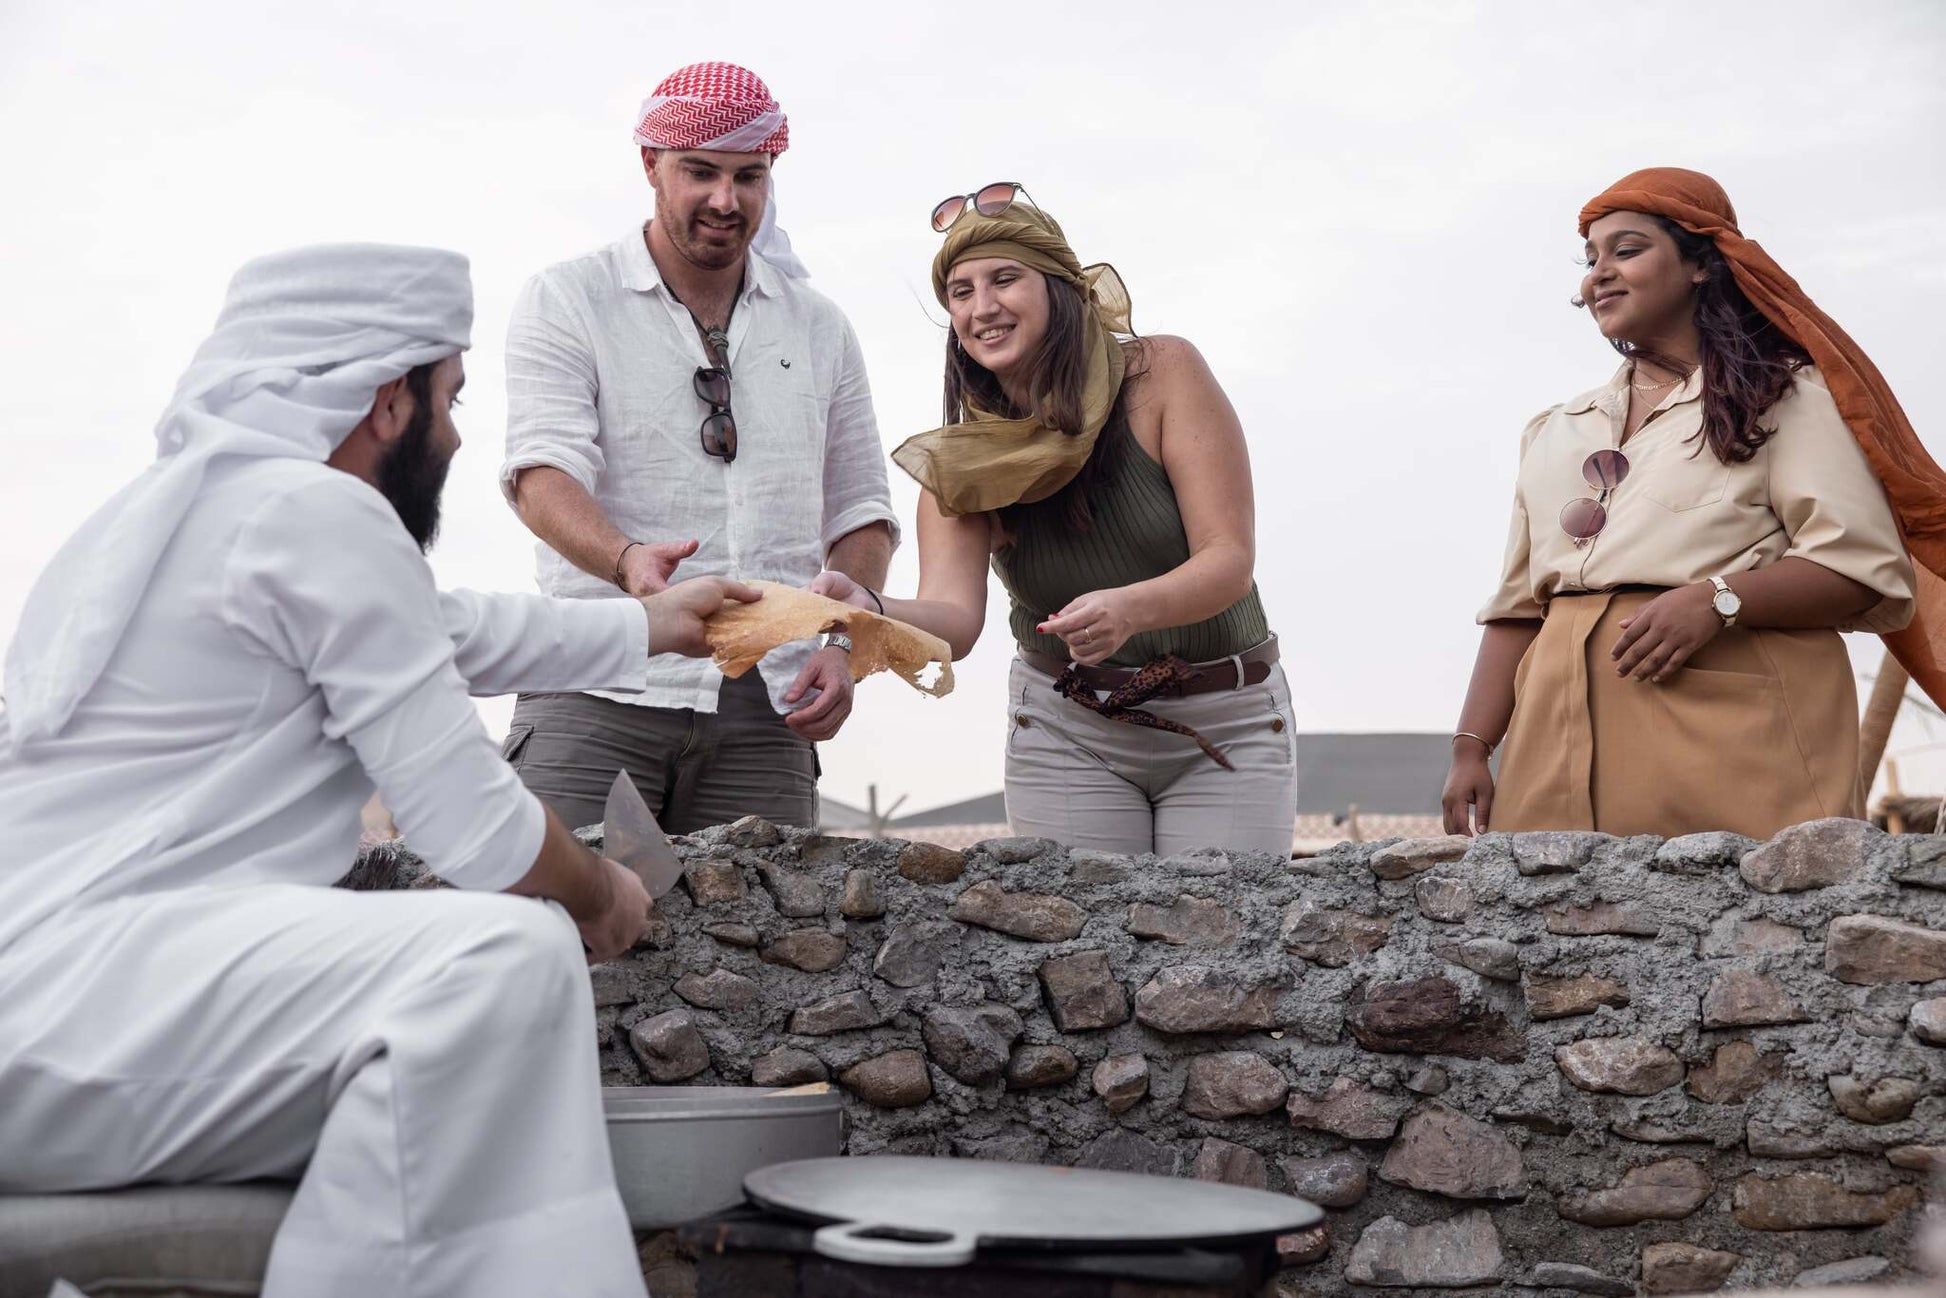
top-left (930, 181), bottom-right (1037, 232)
top-left (1559, 449), bottom-right (1630, 544)
top-left (693, 326), bottom-right (736, 464)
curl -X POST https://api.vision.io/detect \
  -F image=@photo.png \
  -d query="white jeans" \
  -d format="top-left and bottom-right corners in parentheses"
top-left (0, 885), bottom-right (646, 1298)
top-left (1002, 657), bottom-right (1298, 856)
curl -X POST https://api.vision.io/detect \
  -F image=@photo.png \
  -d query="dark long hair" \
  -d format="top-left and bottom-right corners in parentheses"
top-left (1595, 218), bottom-right (1810, 465)
top-left (943, 272), bottom-right (1143, 531)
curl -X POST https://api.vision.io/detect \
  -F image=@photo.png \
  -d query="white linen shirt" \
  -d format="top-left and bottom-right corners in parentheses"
top-left (0, 459), bottom-right (649, 959)
top-left (501, 230), bottom-right (899, 716)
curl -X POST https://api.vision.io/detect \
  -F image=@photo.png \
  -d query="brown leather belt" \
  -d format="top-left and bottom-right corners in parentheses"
top-left (1021, 635), bottom-right (1280, 697)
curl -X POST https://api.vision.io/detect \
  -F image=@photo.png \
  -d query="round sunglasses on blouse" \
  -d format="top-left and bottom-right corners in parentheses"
top-left (1559, 449), bottom-right (1630, 544)
top-left (930, 181), bottom-right (1039, 232)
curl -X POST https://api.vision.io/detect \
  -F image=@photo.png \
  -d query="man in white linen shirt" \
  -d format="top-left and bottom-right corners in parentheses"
top-left (501, 60), bottom-right (897, 835)
top-left (0, 243), bottom-right (756, 1298)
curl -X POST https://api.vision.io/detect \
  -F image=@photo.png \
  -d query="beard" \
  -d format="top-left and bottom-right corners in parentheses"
top-left (375, 401), bottom-right (452, 552)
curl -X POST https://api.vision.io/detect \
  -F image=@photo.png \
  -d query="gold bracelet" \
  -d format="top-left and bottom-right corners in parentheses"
top-left (1452, 731), bottom-right (1495, 756)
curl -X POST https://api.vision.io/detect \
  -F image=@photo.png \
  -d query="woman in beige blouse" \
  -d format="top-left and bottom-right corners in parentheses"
top-left (1442, 173), bottom-right (1917, 840)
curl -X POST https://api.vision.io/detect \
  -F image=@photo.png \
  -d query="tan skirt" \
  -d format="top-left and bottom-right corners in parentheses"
top-left (1494, 590), bottom-right (1861, 839)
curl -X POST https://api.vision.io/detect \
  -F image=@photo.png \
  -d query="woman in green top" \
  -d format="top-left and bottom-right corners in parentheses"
top-left (813, 185), bottom-right (1293, 856)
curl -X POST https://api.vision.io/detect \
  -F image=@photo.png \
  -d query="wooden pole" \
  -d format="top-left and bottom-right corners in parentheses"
top-left (1859, 652), bottom-right (1910, 796)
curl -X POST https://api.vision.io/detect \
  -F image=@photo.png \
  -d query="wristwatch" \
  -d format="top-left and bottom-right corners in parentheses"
top-left (1708, 576), bottom-right (1742, 627)
top-left (821, 632), bottom-right (854, 654)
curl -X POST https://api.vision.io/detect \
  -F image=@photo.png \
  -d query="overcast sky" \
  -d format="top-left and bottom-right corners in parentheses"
top-left (3, 0), bottom-right (1943, 816)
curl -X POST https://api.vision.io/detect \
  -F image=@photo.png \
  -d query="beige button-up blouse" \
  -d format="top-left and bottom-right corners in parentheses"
top-left (1480, 363), bottom-right (1916, 633)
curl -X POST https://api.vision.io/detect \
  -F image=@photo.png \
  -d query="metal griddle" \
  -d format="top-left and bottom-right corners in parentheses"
top-left (744, 1156), bottom-right (1321, 1268)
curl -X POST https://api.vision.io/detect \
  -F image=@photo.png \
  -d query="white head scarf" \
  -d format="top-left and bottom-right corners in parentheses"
top-left (631, 61), bottom-right (810, 279)
top-left (3, 243), bottom-right (473, 751)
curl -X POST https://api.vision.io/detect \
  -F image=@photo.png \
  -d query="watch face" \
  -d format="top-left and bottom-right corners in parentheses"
top-left (1712, 589), bottom-right (1740, 616)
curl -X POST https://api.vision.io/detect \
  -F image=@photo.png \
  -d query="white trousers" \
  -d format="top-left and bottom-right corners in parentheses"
top-left (0, 884), bottom-right (647, 1298)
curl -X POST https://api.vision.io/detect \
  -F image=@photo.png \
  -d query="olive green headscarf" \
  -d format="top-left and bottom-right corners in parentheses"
top-left (891, 205), bottom-right (1133, 517)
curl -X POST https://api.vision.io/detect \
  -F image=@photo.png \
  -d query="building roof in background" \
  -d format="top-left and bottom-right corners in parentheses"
top-left (1294, 733), bottom-right (1447, 815)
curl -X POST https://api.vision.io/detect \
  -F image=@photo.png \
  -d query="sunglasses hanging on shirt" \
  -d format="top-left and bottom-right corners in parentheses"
top-left (692, 325), bottom-right (737, 464)
top-left (1559, 449), bottom-right (1630, 544)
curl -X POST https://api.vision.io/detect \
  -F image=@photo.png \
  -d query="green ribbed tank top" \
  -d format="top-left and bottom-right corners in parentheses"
top-left (992, 437), bottom-right (1270, 666)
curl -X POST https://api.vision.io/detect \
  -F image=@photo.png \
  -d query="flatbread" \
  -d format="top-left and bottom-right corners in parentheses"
top-left (705, 581), bottom-right (954, 698)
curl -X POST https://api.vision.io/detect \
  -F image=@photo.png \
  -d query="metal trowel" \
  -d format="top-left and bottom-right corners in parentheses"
top-left (602, 770), bottom-right (685, 899)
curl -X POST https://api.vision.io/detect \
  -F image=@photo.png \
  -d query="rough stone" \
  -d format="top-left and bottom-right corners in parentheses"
top-left (760, 929), bottom-right (848, 973)
top-left (1731, 1173), bottom-right (1920, 1230)
top-left (589, 962), bottom-right (634, 1008)
top-left (897, 841), bottom-right (967, 884)
top-left (723, 815), bottom-right (782, 848)
top-left (1556, 1158), bottom-right (1712, 1226)
top-left (1191, 1136), bottom-right (1267, 1189)
top-left (1525, 974), bottom-right (1630, 1020)
top-left (1745, 1121), bottom-right (1837, 1159)
top-left (1525, 1263), bottom-right (1634, 1296)
top-left (1909, 996), bottom-right (1946, 1044)
top-left (952, 1127), bottom-right (1050, 1164)
top-left (1068, 849), bottom-right (1130, 883)
top-left (1700, 970), bottom-right (1807, 1027)
top-left (1515, 832), bottom-right (1605, 875)
top-left (1609, 1119), bottom-right (1711, 1144)
top-left (1544, 900), bottom-right (1659, 936)
top-left (1739, 816), bottom-right (1871, 892)
top-left (701, 921), bottom-right (760, 948)
top-left (1641, 1243), bottom-right (1740, 1295)
top-left (1687, 1040), bottom-right (1783, 1103)
top-left (920, 1002), bottom-right (1023, 1085)
top-left (947, 880), bottom-right (1085, 942)
top-left (1443, 937), bottom-right (1521, 982)
top-left (1126, 895), bottom-right (1236, 945)
top-left (1275, 1226), bottom-right (1330, 1267)
top-left (628, 1009), bottom-right (710, 1083)
top-left (1343, 1209), bottom-right (1502, 1288)
top-left (838, 1049), bottom-right (932, 1108)
top-left (1279, 1151), bottom-right (1367, 1209)
top-left (788, 990), bottom-right (880, 1035)
top-left (1887, 1144), bottom-right (1946, 1171)
top-left (1656, 831), bottom-right (1758, 874)
top-left (1134, 966), bottom-right (1278, 1034)
top-left (1895, 835), bottom-right (1946, 889)
top-left (1414, 876), bottom-right (1474, 922)
top-left (871, 920), bottom-right (959, 987)
top-left (977, 835), bottom-right (1059, 864)
top-left (1286, 1078), bottom-right (1410, 1141)
top-left (1370, 835), bottom-right (1469, 880)
top-left (1701, 913), bottom-right (1804, 957)
top-left (1181, 1051), bottom-right (1289, 1118)
top-left (749, 1047), bottom-right (827, 1087)
top-left (672, 968), bottom-right (759, 1012)
top-left (1376, 1107), bottom-right (1525, 1200)
top-left (1279, 900), bottom-right (1391, 966)
top-left (1073, 1128), bottom-right (1176, 1177)
top-left (1826, 913), bottom-right (1946, 983)
top-left (1038, 951), bottom-right (1130, 1031)
top-left (1345, 976), bottom-right (1524, 1062)
top-left (1827, 1073), bottom-right (1923, 1124)
top-left (1796, 1258), bottom-right (1891, 1287)
top-left (1405, 1064), bottom-right (1449, 1095)
top-left (1092, 1053), bottom-right (1149, 1113)
top-left (1555, 1037), bottom-right (1684, 1095)
top-left (683, 860), bottom-right (746, 904)
top-left (1005, 1043), bottom-right (1078, 1089)
top-left (756, 862), bottom-right (825, 917)
top-left (839, 868), bottom-right (884, 918)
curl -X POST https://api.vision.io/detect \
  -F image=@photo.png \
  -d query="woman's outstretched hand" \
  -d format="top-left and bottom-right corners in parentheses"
top-left (808, 569), bottom-right (877, 611)
top-left (1441, 740), bottom-right (1495, 836)
top-left (1040, 587), bottom-right (1142, 666)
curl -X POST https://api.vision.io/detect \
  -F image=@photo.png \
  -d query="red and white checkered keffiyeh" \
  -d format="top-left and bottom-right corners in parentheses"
top-left (633, 62), bottom-right (807, 277)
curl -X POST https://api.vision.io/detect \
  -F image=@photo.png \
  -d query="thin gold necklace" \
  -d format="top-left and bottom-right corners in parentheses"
top-left (1629, 364), bottom-right (1687, 394)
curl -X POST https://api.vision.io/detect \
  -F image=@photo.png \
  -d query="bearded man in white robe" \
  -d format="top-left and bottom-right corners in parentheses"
top-left (0, 244), bottom-right (754, 1297)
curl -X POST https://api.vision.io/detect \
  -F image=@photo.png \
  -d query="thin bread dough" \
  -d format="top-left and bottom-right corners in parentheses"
top-left (705, 581), bottom-right (954, 697)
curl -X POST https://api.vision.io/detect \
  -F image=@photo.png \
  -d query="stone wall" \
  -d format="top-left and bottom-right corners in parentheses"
top-left (508, 819), bottom-right (1945, 1293)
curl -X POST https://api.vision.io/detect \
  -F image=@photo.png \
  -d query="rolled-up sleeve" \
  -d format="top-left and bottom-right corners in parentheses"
top-left (502, 273), bottom-right (605, 503)
top-left (1477, 409), bottom-right (1553, 623)
top-left (1769, 374), bottom-right (1915, 633)
top-left (819, 319), bottom-right (900, 553)
top-left (226, 479), bottom-right (543, 891)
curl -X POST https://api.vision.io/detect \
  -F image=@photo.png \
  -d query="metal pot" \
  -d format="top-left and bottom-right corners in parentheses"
top-left (602, 1086), bottom-right (843, 1229)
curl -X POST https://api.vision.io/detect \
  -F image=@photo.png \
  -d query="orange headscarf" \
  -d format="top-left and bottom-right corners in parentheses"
top-left (1581, 167), bottom-right (1946, 708)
